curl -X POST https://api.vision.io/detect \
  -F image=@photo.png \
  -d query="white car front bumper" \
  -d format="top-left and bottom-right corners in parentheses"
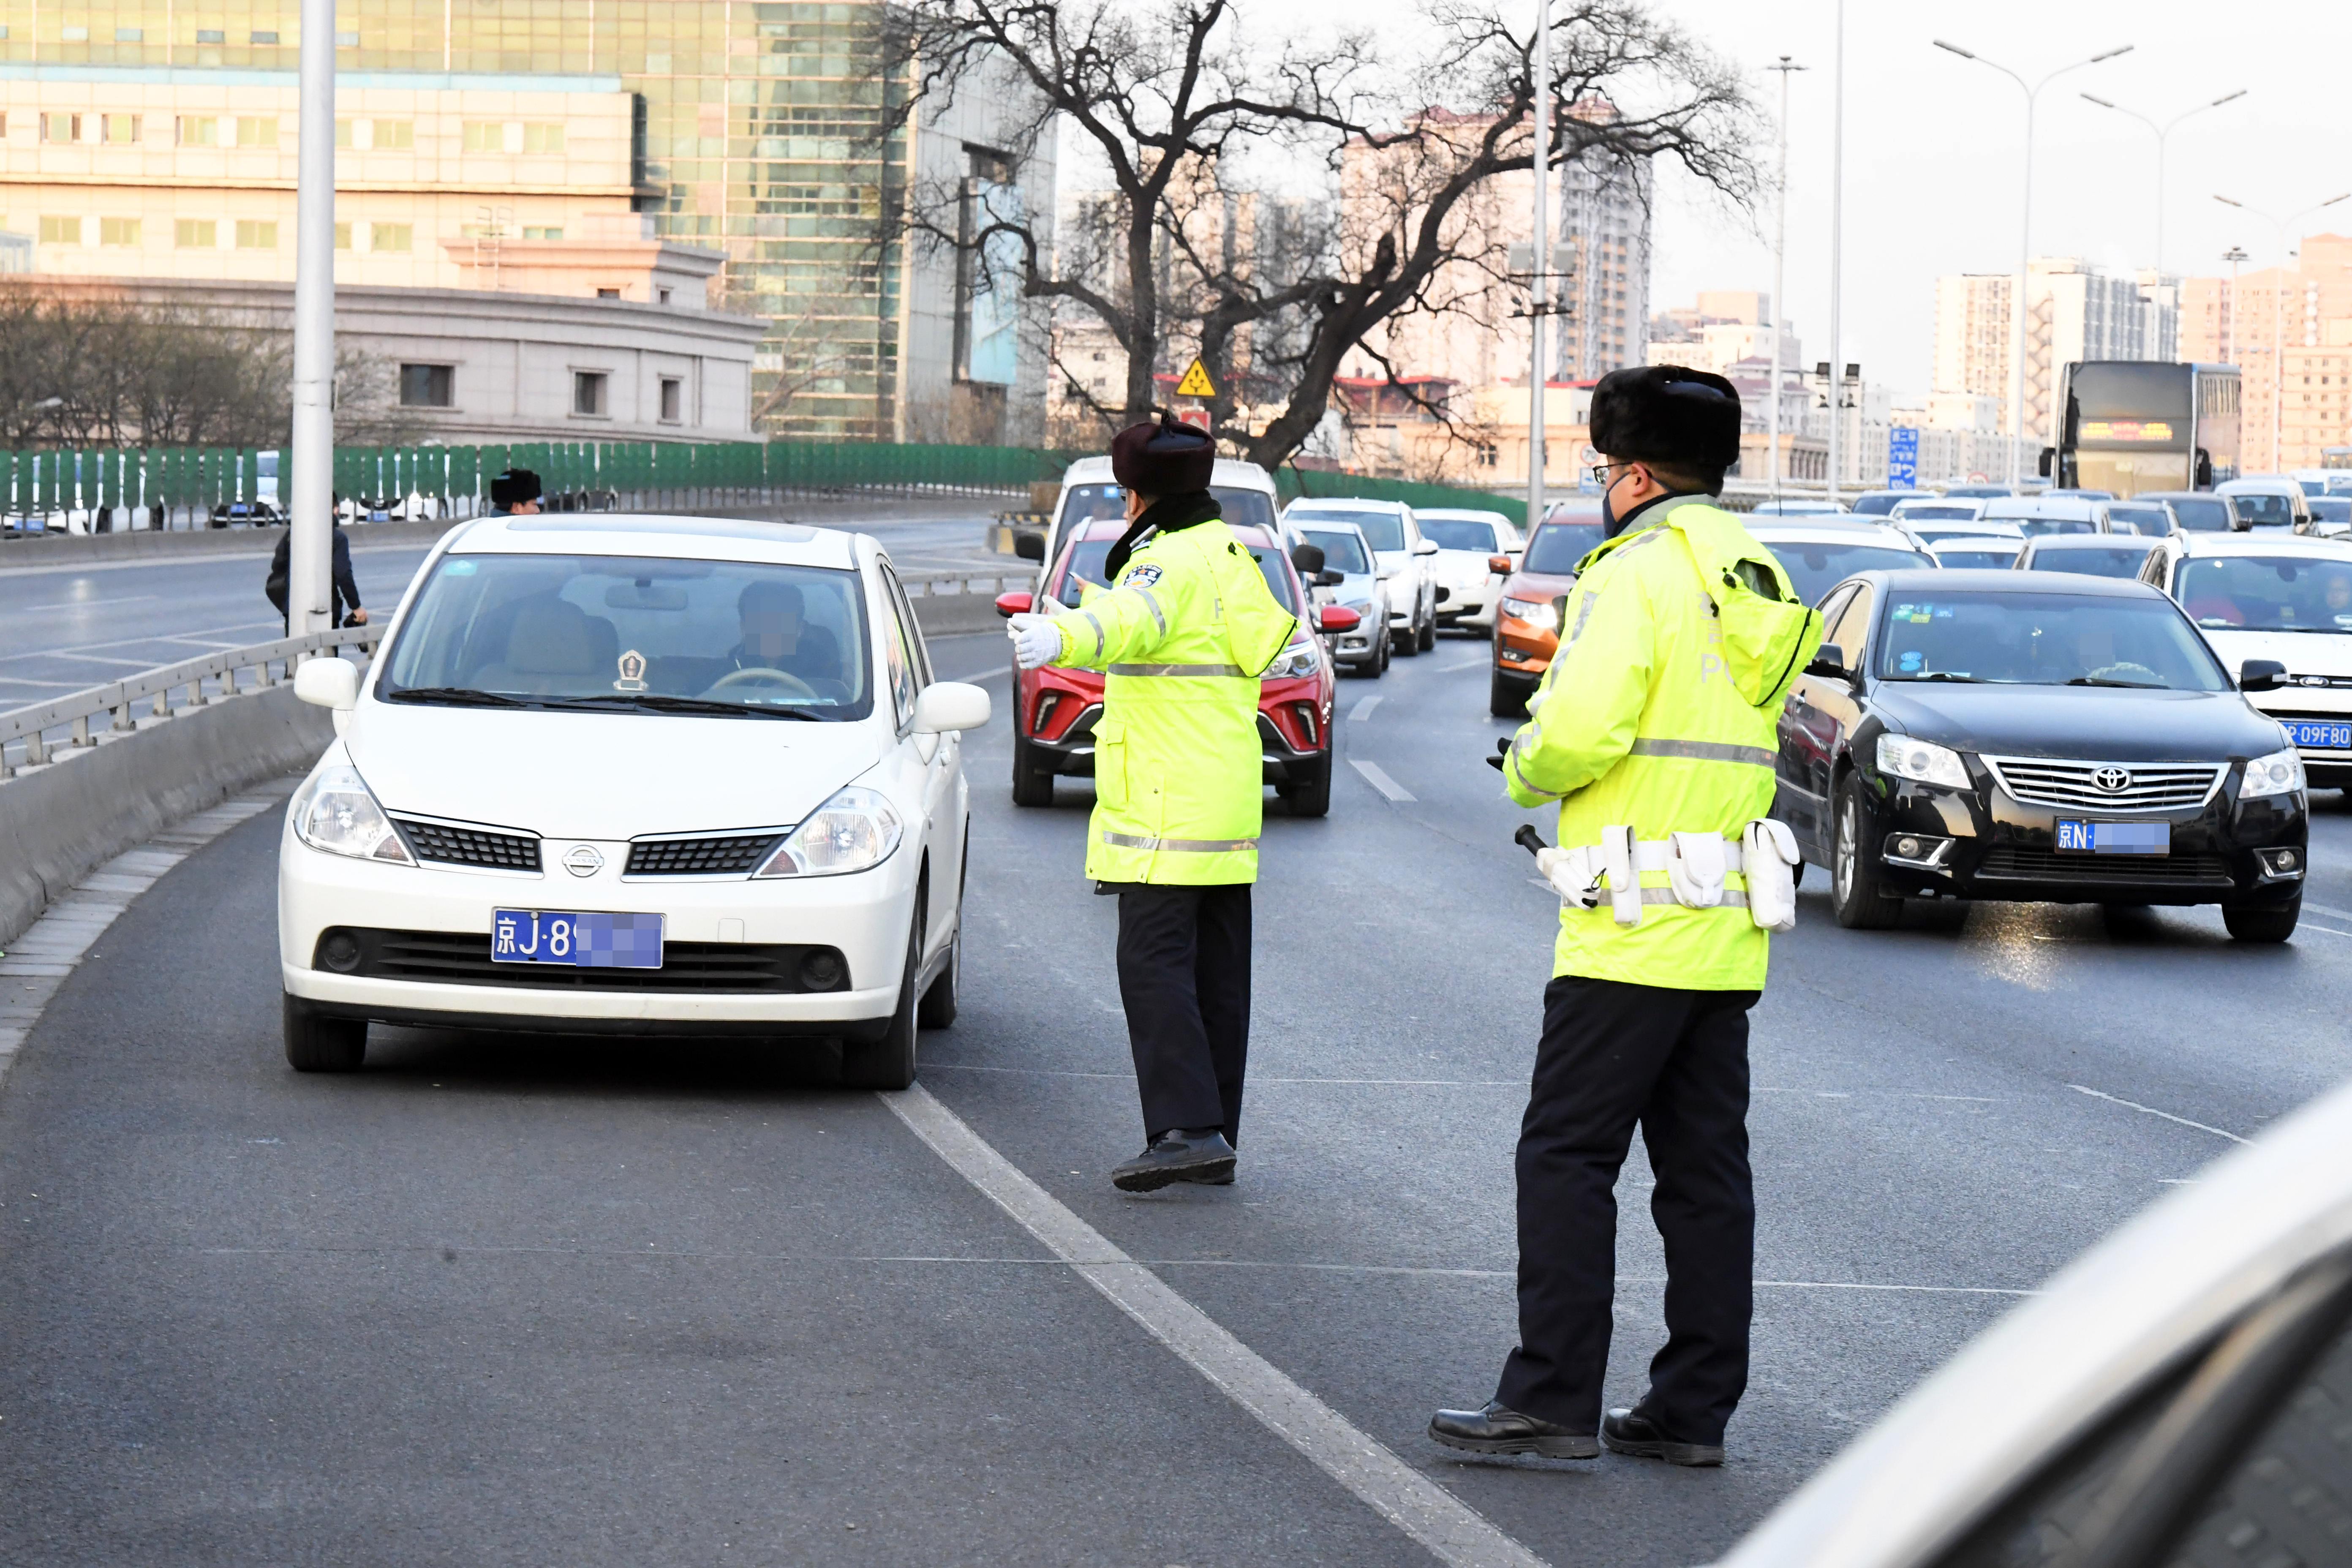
top-left (278, 817), bottom-right (916, 1035)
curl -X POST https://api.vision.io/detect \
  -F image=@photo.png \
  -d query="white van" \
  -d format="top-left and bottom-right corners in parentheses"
top-left (1037, 455), bottom-right (1282, 576)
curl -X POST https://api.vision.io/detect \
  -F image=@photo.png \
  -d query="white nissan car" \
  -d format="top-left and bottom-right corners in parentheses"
top-left (277, 513), bottom-right (989, 1087)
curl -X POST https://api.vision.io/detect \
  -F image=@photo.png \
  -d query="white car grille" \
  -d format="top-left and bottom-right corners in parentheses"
top-left (1980, 755), bottom-right (2225, 813)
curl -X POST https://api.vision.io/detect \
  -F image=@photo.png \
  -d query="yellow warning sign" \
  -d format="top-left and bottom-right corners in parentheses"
top-left (1175, 359), bottom-right (1217, 399)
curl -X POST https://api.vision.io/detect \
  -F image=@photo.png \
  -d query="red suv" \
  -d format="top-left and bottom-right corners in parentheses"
top-left (995, 518), bottom-right (1344, 817)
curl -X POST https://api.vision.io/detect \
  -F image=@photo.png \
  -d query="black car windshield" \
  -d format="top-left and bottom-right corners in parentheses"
top-left (2163, 496), bottom-right (2234, 531)
top-left (1056, 539), bottom-right (1296, 612)
top-left (1875, 591), bottom-right (2229, 689)
top-left (2023, 545), bottom-right (2152, 580)
top-left (1296, 527), bottom-right (1372, 575)
top-left (1935, 548), bottom-right (2018, 569)
top-left (2309, 497), bottom-right (2352, 523)
top-left (1290, 507), bottom-right (1405, 552)
top-left (381, 553), bottom-right (873, 716)
top-left (1761, 541), bottom-right (1935, 606)
top-left (1420, 517), bottom-right (1502, 551)
top-left (1899, 504), bottom-right (1980, 521)
top-left (2105, 504), bottom-right (2170, 534)
top-left (1059, 484), bottom-right (1278, 534)
top-left (1850, 494), bottom-right (1906, 515)
top-left (2175, 555), bottom-right (2352, 632)
top-left (1524, 521), bottom-right (1606, 574)
top-left (2230, 492), bottom-right (2298, 528)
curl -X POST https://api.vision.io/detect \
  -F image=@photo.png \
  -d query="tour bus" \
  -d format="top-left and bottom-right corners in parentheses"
top-left (2042, 361), bottom-right (2241, 499)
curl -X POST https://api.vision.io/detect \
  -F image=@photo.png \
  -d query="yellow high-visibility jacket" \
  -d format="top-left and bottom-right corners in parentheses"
top-left (1052, 517), bottom-right (1298, 885)
top-left (1505, 499), bottom-right (1823, 988)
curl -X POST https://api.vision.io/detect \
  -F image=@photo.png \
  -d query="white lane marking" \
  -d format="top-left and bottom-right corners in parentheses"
top-left (2303, 923), bottom-right (2352, 939)
top-left (1347, 694), bottom-right (1383, 722)
top-left (14, 593), bottom-right (161, 614)
top-left (2303, 899), bottom-right (2352, 922)
top-left (1350, 759), bottom-right (1415, 803)
top-left (882, 1083), bottom-right (1545, 1568)
top-left (1436, 657), bottom-right (1488, 672)
top-left (2069, 1083), bottom-right (2247, 1144)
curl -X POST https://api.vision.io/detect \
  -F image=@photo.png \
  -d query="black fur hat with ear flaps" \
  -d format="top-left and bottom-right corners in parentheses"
top-left (1589, 365), bottom-right (1742, 474)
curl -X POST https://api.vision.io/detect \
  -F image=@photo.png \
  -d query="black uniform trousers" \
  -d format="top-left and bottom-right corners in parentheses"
top-left (1114, 883), bottom-right (1251, 1144)
top-left (1494, 975), bottom-right (1758, 1445)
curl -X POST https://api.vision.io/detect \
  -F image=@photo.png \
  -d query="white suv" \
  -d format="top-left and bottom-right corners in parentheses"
top-left (278, 513), bottom-right (989, 1088)
top-left (1279, 498), bottom-right (1440, 655)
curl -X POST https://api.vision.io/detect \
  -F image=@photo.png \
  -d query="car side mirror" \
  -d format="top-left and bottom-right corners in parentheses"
top-left (1318, 605), bottom-right (1361, 634)
top-left (994, 590), bottom-right (1033, 618)
top-left (1804, 643), bottom-right (1848, 680)
top-left (1488, 553), bottom-right (1514, 574)
top-left (294, 656), bottom-right (359, 735)
top-left (912, 681), bottom-right (992, 734)
top-left (1412, 538), bottom-right (1440, 556)
top-left (1289, 541), bottom-right (1326, 576)
top-left (1013, 532), bottom-right (1045, 562)
top-left (2240, 659), bottom-right (2287, 693)
top-left (1312, 569), bottom-right (1345, 587)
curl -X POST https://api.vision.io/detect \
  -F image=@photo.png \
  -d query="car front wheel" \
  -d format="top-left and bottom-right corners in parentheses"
top-left (1011, 730), bottom-right (1054, 807)
top-left (283, 993), bottom-right (367, 1072)
top-left (842, 901), bottom-right (922, 1089)
top-left (1830, 775), bottom-right (1904, 930)
top-left (2223, 896), bottom-right (2299, 943)
top-left (1281, 749), bottom-right (1333, 817)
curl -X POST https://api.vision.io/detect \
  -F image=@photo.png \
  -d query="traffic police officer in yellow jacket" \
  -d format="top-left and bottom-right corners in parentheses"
top-left (1007, 416), bottom-right (1297, 1192)
top-left (1430, 367), bottom-right (1822, 1467)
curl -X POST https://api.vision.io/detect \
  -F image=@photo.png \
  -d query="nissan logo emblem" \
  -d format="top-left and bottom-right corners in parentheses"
top-left (562, 844), bottom-right (605, 877)
top-left (2093, 767), bottom-right (2132, 793)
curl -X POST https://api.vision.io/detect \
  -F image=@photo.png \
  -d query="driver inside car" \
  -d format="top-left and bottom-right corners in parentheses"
top-left (725, 580), bottom-right (841, 686)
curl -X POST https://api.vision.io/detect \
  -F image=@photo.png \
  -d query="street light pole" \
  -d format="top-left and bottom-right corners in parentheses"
top-left (1934, 38), bottom-right (2132, 491)
top-left (289, 0), bottom-right (337, 637)
top-left (1826, 0), bottom-right (1843, 505)
top-left (1766, 55), bottom-right (1806, 503)
top-left (2221, 245), bottom-right (2247, 365)
top-left (1527, 0), bottom-right (1552, 531)
top-left (2078, 88), bottom-right (2245, 275)
top-left (2214, 191), bottom-right (2350, 471)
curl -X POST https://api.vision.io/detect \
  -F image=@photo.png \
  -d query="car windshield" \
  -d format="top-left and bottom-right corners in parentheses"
top-left (1761, 541), bottom-right (1936, 606)
top-left (1874, 591), bottom-right (2228, 689)
top-left (1297, 528), bottom-right (1372, 575)
top-left (1060, 484), bottom-right (1278, 533)
top-left (1851, 494), bottom-right (1906, 515)
top-left (1524, 521), bottom-right (1607, 574)
top-left (380, 553), bottom-right (874, 717)
top-left (1056, 539), bottom-right (1297, 612)
top-left (1908, 526), bottom-right (1987, 544)
top-left (2175, 555), bottom-right (2352, 633)
top-left (2230, 492), bottom-right (2298, 527)
top-left (2309, 497), bottom-right (2352, 523)
top-left (2023, 545), bottom-right (2151, 580)
top-left (2106, 504), bottom-right (2170, 534)
top-left (2162, 496), bottom-right (2234, 531)
top-left (1900, 505), bottom-right (1979, 521)
top-left (1420, 517), bottom-right (1500, 551)
top-left (1291, 507), bottom-right (1404, 552)
top-left (1999, 514), bottom-right (2097, 537)
top-left (1935, 548), bottom-right (2019, 569)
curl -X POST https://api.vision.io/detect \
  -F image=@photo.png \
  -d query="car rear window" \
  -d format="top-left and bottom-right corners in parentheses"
top-left (1420, 517), bottom-right (1499, 552)
top-left (1933, 548), bottom-right (2019, 569)
top-left (1899, 504), bottom-right (1980, 521)
top-left (1059, 484), bottom-right (1278, 535)
top-left (1759, 541), bottom-right (1936, 606)
top-left (2023, 545), bottom-right (2152, 579)
top-left (2165, 496), bottom-right (2234, 531)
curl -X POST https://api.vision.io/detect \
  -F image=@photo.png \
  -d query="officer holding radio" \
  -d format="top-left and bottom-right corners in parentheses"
top-left (1429, 367), bottom-right (1822, 1468)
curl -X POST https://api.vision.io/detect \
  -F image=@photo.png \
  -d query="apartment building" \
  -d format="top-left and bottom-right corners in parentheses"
top-left (2179, 234), bottom-right (2352, 472)
top-left (1931, 259), bottom-right (2179, 451)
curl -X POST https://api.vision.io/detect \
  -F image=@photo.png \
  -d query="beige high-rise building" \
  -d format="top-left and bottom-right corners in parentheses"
top-left (1930, 259), bottom-right (2178, 452)
top-left (2179, 233), bottom-right (2352, 471)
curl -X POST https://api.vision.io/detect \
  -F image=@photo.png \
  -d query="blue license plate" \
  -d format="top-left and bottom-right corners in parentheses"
top-left (2283, 719), bottom-right (2352, 751)
top-left (2055, 821), bottom-right (2171, 856)
top-left (491, 909), bottom-right (664, 967)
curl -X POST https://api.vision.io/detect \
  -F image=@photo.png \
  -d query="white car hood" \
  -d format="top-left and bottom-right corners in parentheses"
top-left (343, 700), bottom-right (888, 839)
top-left (2197, 625), bottom-right (2352, 678)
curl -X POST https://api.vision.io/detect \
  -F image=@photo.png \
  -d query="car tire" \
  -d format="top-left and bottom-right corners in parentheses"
top-left (1417, 615), bottom-right (1435, 653)
top-left (2223, 897), bottom-right (2299, 943)
top-left (1829, 775), bottom-right (1904, 930)
top-left (917, 917), bottom-right (960, 1029)
top-left (1377, 634), bottom-right (1391, 674)
top-left (1394, 618), bottom-right (1419, 657)
top-left (1010, 731), bottom-right (1055, 808)
top-left (283, 993), bottom-right (367, 1073)
top-left (843, 902), bottom-right (922, 1089)
top-left (1490, 669), bottom-right (1526, 719)
top-left (1283, 750), bottom-right (1333, 817)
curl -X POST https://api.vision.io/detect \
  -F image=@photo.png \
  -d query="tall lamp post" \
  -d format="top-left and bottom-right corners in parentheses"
top-left (2214, 191), bottom-right (2351, 471)
top-left (2078, 87), bottom-right (2245, 275)
top-left (1526, 0), bottom-right (1553, 532)
top-left (288, 0), bottom-right (338, 637)
top-left (2221, 244), bottom-right (2247, 364)
top-left (1933, 38), bottom-right (2132, 491)
top-left (1766, 55), bottom-right (1807, 502)
top-left (1825, 1), bottom-right (1843, 504)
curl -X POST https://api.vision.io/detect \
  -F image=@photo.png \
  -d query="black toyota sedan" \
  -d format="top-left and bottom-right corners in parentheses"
top-left (1775, 570), bottom-right (2308, 940)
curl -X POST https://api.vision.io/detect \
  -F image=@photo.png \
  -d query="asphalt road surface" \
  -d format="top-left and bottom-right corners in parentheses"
top-left (0, 500), bottom-right (1011, 700)
top-left (4, 629), bottom-right (2350, 1565)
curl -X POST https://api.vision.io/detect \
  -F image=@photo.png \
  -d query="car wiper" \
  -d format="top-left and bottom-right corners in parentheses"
top-left (1888, 672), bottom-right (1986, 682)
top-left (2066, 676), bottom-right (2167, 689)
top-left (382, 685), bottom-right (534, 708)
top-left (539, 693), bottom-right (834, 720)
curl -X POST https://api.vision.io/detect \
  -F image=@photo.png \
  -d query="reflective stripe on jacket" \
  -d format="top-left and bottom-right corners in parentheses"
top-left (1505, 499), bottom-right (1822, 988)
top-left (1053, 517), bottom-right (1298, 885)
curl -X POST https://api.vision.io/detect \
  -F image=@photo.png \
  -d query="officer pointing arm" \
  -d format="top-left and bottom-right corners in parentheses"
top-left (1432, 367), bottom-right (1820, 1469)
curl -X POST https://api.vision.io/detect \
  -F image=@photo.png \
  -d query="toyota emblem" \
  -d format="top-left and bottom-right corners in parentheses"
top-left (562, 844), bottom-right (605, 877)
top-left (2092, 767), bottom-right (2132, 793)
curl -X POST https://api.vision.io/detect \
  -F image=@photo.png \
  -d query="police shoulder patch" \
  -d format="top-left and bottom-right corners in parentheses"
top-left (1125, 563), bottom-right (1164, 588)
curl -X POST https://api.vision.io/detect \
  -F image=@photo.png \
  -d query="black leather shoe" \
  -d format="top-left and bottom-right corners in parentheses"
top-left (1601, 1406), bottom-right (1724, 1467)
top-left (1427, 1400), bottom-right (1598, 1459)
top-left (1112, 1129), bottom-right (1236, 1192)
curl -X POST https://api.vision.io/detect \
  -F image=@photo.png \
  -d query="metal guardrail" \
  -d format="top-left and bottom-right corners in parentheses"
top-left (0, 624), bottom-right (384, 779)
top-left (901, 570), bottom-right (1031, 599)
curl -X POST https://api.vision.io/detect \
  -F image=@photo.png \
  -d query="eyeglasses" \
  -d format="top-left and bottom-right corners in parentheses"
top-left (1589, 462), bottom-right (1636, 488)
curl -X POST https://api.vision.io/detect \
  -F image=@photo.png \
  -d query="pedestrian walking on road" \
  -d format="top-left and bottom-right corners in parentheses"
top-left (1429, 366), bottom-right (1822, 1467)
top-left (1006, 416), bottom-right (1297, 1193)
top-left (264, 517), bottom-right (368, 634)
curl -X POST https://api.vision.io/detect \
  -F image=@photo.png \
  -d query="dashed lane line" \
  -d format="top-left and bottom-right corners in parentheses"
top-left (1350, 759), bottom-right (1416, 803)
top-left (2068, 1083), bottom-right (2247, 1144)
top-left (881, 1082), bottom-right (1546, 1568)
top-left (1347, 694), bottom-right (1383, 722)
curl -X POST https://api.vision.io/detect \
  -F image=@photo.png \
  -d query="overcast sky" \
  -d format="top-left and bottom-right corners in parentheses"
top-left (1647, 0), bottom-right (2344, 399)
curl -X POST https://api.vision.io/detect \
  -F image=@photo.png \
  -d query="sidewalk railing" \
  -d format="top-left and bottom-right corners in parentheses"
top-left (0, 624), bottom-right (384, 779)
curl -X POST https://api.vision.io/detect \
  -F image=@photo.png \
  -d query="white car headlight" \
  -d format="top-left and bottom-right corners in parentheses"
top-left (290, 764), bottom-right (415, 865)
top-left (1500, 595), bottom-right (1558, 632)
top-left (1876, 732), bottom-right (1972, 790)
top-left (754, 785), bottom-right (904, 878)
top-left (1265, 637), bottom-right (1322, 679)
top-left (2242, 746), bottom-right (2306, 800)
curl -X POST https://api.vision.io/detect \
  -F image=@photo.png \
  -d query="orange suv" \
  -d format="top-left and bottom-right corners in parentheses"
top-left (1489, 500), bottom-right (1608, 716)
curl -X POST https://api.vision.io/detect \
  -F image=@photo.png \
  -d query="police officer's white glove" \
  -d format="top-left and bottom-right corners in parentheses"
top-left (1007, 612), bottom-right (1062, 671)
top-left (1535, 846), bottom-right (1603, 909)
